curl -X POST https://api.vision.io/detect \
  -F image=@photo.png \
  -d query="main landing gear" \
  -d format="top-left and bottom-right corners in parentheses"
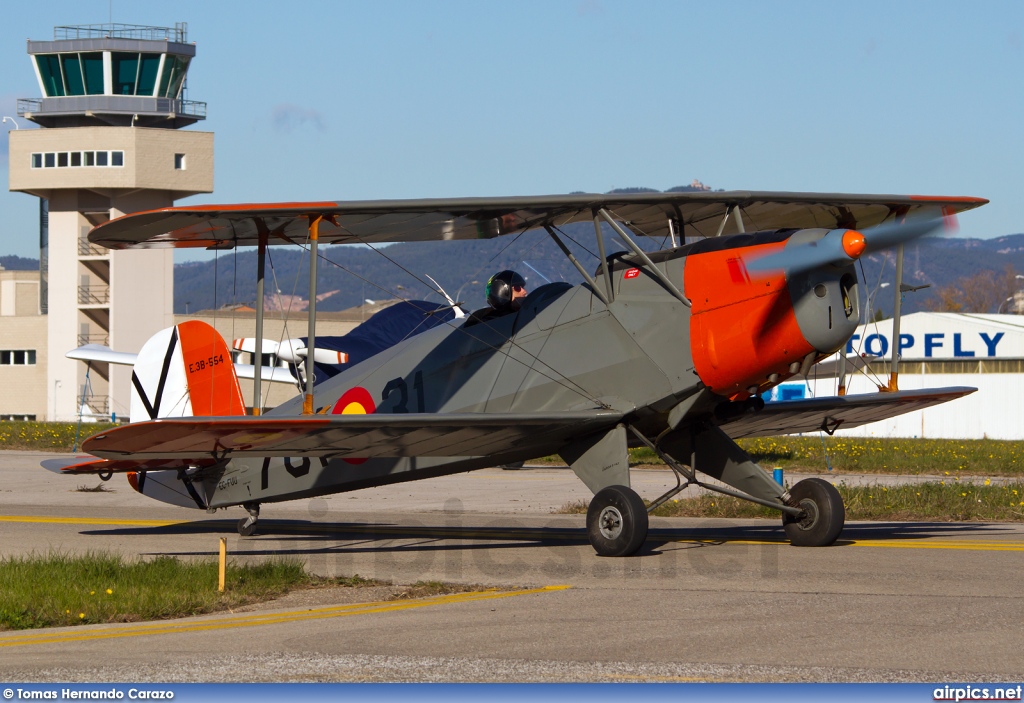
top-left (582, 477), bottom-right (846, 556)
top-left (237, 503), bottom-right (260, 537)
top-left (586, 485), bottom-right (649, 557)
top-left (782, 478), bottom-right (845, 547)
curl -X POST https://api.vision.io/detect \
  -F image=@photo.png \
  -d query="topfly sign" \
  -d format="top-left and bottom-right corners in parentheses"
top-left (844, 312), bottom-right (1024, 360)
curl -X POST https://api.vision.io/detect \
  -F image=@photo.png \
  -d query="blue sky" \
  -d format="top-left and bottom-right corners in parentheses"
top-left (1, 0), bottom-right (1021, 261)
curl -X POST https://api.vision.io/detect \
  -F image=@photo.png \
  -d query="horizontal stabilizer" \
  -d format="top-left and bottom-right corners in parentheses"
top-left (81, 411), bottom-right (623, 461)
top-left (66, 345), bottom-right (138, 366)
top-left (719, 387), bottom-right (976, 439)
top-left (41, 456), bottom-right (217, 475)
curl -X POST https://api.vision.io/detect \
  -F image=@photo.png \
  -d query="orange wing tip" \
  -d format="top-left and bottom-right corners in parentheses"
top-left (908, 195), bottom-right (988, 204)
top-left (842, 230), bottom-right (866, 259)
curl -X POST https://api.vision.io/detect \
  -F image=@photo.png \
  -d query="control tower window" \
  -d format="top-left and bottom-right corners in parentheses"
top-left (174, 153), bottom-right (186, 170)
top-left (81, 53), bottom-right (104, 94)
top-left (137, 54), bottom-right (162, 96)
top-left (111, 151), bottom-right (124, 167)
top-left (35, 54), bottom-right (65, 97)
top-left (112, 53), bottom-right (140, 95)
top-left (160, 56), bottom-right (190, 99)
top-left (61, 54), bottom-right (85, 95)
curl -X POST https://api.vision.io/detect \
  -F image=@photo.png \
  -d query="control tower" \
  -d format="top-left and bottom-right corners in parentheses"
top-left (8, 22), bottom-right (213, 421)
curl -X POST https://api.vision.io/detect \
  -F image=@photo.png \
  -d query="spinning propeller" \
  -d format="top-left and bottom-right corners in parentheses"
top-left (744, 212), bottom-right (956, 277)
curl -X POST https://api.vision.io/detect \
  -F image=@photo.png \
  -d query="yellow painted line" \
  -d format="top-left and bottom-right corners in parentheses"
top-left (847, 539), bottom-right (1024, 552)
top-left (0, 515), bottom-right (182, 527)
top-left (0, 585), bottom-right (570, 649)
top-left (674, 538), bottom-right (1024, 552)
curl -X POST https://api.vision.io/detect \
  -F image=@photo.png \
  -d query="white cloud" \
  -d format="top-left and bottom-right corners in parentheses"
top-left (271, 103), bottom-right (327, 133)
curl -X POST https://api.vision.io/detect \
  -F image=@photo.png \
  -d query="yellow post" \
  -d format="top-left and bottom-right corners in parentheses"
top-left (218, 537), bottom-right (227, 592)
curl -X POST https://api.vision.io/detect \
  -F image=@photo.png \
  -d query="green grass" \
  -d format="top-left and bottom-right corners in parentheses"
top-left (736, 437), bottom-right (1024, 476)
top-left (0, 552), bottom-right (381, 631)
top-left (0, 421), bottom-right (118, 452)
top-left (540, 437), bottom-right (1024, 476)
top-left (558, 481), bottom-right (1024, 522)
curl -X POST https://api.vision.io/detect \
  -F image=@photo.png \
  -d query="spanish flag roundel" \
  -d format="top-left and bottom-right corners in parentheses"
top-left (332, 386), bottom-right (376, 415)
top-left (332, 387), bottom-right (376, 465)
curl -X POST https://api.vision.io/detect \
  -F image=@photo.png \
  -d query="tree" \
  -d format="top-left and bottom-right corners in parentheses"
top-left (924, 264), bottom-right (1022, 313)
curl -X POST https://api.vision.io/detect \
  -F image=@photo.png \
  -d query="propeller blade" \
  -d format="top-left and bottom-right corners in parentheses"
top-left (274, 340), bottom-right (347, 365)
top-left (860, 215), bottom-right (948, 253)
top-left (231, 337), bottom-right (280, 354)
top-left (307, 348), bottom-right (349, 365)
top-left (745, 214), bottom-right (949, 278)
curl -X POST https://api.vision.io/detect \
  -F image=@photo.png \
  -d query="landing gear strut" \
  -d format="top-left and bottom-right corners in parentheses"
top-left (237, 503), bottom-right (260, 537)
top-left (586, 485), bottom-right (648, 557)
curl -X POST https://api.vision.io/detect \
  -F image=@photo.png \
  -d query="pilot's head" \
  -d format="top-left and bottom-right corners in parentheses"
top-left (486, 270), bottom-right (528, 312)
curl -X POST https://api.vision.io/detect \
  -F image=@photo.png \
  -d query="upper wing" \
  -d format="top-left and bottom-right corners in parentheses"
top-left (87, 192), bottom-right (987, 250)
top-left (82, 410), bottom-right (623, 463)
top-left (719, 387), bottom-right (976, 439)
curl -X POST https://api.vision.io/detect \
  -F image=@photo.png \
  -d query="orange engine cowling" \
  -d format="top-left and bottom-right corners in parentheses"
top-left (685, 240), bottom-right (816, 400)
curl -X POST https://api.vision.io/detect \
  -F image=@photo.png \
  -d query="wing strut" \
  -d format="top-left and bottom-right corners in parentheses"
top-left (303, 215), bottom-right (322, 415)
top-left (597, 209), bottom-right (691, 307)
top-left (887, 243), bottom-right (905, 392)
top-left (252, 226), bottom-right (268, 415)
top-left (544, 226), bottom-right (610, 305)
top-left (591, 214), bottom-right (615, 303)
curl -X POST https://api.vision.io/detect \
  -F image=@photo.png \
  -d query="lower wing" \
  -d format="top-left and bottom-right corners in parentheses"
top-left (719, 387), bottom-right (975, 438)
top-left (79, 410), bottom-right (623, 465)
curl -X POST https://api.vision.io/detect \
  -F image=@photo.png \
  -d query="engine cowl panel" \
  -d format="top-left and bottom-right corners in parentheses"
top-left (684, 230), bottom-right (860, 399)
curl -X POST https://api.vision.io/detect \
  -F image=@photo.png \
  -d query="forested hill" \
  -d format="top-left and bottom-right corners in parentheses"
top-left (0, 255), bottom-right (42, 270)
top-left (173, 230), bottom-right (1024, 317)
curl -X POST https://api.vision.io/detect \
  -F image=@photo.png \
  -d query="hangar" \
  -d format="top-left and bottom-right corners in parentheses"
top-left (771, 312), bottom-right (1024, 439)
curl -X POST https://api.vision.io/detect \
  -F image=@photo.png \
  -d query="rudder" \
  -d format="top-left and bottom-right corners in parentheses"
top-left (131, 320), bottom-right (245, 420)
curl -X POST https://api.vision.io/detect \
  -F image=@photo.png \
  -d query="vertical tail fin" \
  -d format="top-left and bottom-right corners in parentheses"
top-left (130, 320), bottom-right (245, 420)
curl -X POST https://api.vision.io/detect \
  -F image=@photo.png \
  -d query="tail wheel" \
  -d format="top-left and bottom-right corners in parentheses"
top-left (586, 485), bottom-right (649, 557)
top-left (783, 478), bottom-right (845, 546)
top-left (237, 517), bottom-right (258, 537)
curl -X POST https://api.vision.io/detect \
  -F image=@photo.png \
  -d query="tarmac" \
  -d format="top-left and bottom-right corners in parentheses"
top-left (0, 451), bottom-right (1022, 683)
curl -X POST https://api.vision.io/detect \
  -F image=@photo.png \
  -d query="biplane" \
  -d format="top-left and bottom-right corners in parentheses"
top-left (49, 191), bottom-right (984, 556)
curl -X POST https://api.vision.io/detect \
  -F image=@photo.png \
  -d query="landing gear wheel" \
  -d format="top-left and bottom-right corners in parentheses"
top-left (586, 485), bottom-right (649, 557)
top-left (237, 503), bottom-right (260, 537)
top-left (236, 518), bottom-right (257, 537)
top-left (783, 478), bottom-right (845, 546)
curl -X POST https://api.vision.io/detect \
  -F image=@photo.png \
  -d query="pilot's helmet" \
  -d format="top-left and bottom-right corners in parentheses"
top-left (486, 270), bottom-right (526, 311)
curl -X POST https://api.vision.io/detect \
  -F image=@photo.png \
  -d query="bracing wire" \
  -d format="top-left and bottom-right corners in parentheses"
top-left (309, 240), bottom-right (610, 409)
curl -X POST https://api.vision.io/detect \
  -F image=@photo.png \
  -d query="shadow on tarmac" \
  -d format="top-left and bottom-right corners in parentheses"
top-left (79, 517), bottom-right (1014, 559)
